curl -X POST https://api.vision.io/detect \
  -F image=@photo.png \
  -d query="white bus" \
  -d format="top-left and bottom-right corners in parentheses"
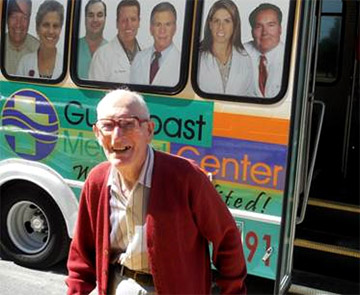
top-left (0, 0), bottom-right (358, 293)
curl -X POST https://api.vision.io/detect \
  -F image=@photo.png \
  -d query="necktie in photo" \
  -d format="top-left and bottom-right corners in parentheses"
top-left (149, 51), bottom-right (161, 84)
top-left (258, 55), bottom-right (267, 97)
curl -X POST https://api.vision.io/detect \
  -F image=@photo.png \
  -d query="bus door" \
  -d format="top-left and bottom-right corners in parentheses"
top-left (271, 0), bottom-right (321, 293)
top-left (293, 0), bottom-right (359, 290)
top-left (311, 0), bottom-right (358, 202)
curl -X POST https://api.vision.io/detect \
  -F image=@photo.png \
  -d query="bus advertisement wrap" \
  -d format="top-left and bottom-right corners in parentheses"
top-left (0, 81), bottom-right (288, 279)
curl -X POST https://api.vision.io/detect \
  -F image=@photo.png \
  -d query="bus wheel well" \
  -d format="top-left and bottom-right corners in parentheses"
top-left (1, 179), bottom-right (47, 197)
top-left (0, 179), bottom-right (70, 269)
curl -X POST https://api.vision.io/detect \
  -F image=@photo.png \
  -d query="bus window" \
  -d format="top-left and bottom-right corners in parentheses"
top-left (316, 0), bottom-right (343, 83)
top-left (322, 0), bottom-right (342, 13)
top-left (192, 0), bottom-right (294, 103)
top-left (0, 0), bottom-right (70, 82)
top-left (71, 0), bottom-right (193, 94)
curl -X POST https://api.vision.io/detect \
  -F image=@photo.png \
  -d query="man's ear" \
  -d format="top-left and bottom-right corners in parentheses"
top-left (93, 124), bottom-right (103, 147)
top-left (93, 124), bottom-right (98, 137)
top-left (147, 120), bottom-right (155, 139)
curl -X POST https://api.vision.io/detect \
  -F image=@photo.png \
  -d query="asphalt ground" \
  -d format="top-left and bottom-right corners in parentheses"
top-left (0, 257), bottom-right (345, 295)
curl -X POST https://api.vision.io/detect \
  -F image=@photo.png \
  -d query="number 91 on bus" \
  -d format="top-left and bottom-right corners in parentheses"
top-left (235, 218), bottom-right (280, 280)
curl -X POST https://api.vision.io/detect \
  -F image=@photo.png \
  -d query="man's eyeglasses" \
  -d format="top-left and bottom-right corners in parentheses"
top-left (95, 116), bottom-right (149, 135)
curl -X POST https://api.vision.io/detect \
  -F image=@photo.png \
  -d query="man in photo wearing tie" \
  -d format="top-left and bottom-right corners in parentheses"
top-left (244, 3), bottom-right (284, 98)
top-left (89, 0), bottom-right (141, 83)
top-left (130, 2), bottom-right (180, 87)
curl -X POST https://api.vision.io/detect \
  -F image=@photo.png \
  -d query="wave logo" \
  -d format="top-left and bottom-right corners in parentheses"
top-left (1, 89), bottom-right (59, 161)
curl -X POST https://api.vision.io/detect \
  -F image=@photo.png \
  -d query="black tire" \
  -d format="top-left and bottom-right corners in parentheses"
top-left (0, 182), bottom-right (70, 269)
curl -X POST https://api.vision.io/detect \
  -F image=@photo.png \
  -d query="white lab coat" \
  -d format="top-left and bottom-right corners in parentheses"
top-left (130, 44), bottom-right (180, 87)
top-left (244, 41), bottom-right (285, 98)
top-left (89, 36), bottom-right (132, 83)
top-left (198, 47), bottom-right (254, 96)
top-left (16, 50), bottom-right (63, 79)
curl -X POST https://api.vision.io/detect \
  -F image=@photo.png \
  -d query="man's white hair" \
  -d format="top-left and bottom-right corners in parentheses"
top-left (96, 89), bottom-right (150, 119)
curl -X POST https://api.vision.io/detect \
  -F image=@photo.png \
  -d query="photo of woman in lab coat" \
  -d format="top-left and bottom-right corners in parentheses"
top-left (16, 0), bottom-right (64, 80)
top-left (198, 0), bottom-right (254, 96)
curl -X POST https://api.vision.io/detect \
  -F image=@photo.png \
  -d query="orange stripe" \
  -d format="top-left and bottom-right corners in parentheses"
top-left (213, 113), bottom-right (290, 145)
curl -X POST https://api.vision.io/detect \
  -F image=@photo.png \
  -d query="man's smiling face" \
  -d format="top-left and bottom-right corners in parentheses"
top-left (93, 92), bottom-right (154, 174)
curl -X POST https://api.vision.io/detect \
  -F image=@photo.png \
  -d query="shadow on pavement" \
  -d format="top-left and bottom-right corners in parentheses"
top-left (48, 258), bottom-right (68, 275)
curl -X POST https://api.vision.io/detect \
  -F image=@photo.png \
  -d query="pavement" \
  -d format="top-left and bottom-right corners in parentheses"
top-left (0, 258), bottom-right (97, 295)
top-left (0, 257), bottom-right (342, 294)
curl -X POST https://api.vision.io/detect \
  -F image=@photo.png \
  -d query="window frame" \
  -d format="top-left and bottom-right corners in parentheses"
top-left (315, 0), bottom-right (345, 85)
top-left (191, 0), bottom-right (296, 104)
top-left (70, 0), bottom-right (195, 95)
top-left (0, 0), bottom-right (72, 84)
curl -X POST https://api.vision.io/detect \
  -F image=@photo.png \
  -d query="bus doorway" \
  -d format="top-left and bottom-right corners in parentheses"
top-left (293, 0), bottom-right (359, 293)
top-left (311, 0), bottom-right (358, 206)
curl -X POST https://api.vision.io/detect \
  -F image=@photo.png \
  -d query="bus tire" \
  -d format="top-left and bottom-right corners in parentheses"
top-left (0, 182), bottom-right (70, 269)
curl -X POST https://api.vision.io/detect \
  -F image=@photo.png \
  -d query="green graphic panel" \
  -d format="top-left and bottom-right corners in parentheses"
top-left (151, 140), bottom-right (170, 152)
top-left (1, 82), bottom-right (214, 146)
top-left (236, 218), bottom-right (280, 280)
top-left (0, 82), bottom-right (214, 183)
top-left (215, 180), bottom-right (283, 216)
top-left (145, 95), bottom-right (213, 147)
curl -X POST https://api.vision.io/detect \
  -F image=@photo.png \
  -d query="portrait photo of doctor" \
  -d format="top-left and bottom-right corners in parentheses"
top-left (16, 0), bottom-right (64, 79)
top-left (4, 0), bottom-right (39, 75)
top-left (197, 0), bottom-right (254, 96)
top-left (244, 3), bottom-right (284, 98)
top-left (77, 0), bottom-right (107, 80)
top-left (89, 0), bottom-right (141, 83)
top-left (130, 2), bottom-right (180, 87)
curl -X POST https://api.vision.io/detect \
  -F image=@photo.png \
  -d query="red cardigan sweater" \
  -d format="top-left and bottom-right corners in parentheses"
top-left (66, 151), bottom-right (246, 294)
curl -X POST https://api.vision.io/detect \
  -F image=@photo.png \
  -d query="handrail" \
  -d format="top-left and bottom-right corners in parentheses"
top-left (297, 100), bottom-right (325, 224)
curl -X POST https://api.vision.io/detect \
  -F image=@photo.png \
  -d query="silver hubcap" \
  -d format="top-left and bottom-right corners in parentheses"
top-left (7, 201), bottom-right (50, 254)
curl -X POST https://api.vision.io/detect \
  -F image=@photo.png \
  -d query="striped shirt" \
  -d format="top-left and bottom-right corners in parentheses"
top-left (108, 146), bottom-right (154, 273)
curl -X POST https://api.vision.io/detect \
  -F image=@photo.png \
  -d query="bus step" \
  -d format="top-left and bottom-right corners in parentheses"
top-left (294, 198), bottom-right (359, 289)
top-left (293, 240), bottom-right (360, 284)
top-left (291, 269), bottom-right (360, 295)
top-left (296, 199), bottom-right (359, 251)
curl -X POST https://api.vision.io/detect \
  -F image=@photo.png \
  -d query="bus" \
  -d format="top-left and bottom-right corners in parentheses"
top-left (0, 0), bottom-right (358, 293)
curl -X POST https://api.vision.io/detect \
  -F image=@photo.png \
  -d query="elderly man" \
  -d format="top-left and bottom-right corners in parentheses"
top-left (89, 0), bottom-right (141, 83)
top-left (244, 3), bottom-right (284, 98)
top-left (77, 0), bottom-right (107, 79)
top-left (66, 89), bottom-right (247, 294)
top-left (130, 2), bottom-right (180, 87)
top-left (5, 0), bottom-right (39, 75)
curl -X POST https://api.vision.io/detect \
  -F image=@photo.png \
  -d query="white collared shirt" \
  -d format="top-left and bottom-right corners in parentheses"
top-left (151, 43), bottom-right (174, 68)
top-left (244, 41), bottom-right (285, 98)
top-left (108, 146), bottom-right (154, 273)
